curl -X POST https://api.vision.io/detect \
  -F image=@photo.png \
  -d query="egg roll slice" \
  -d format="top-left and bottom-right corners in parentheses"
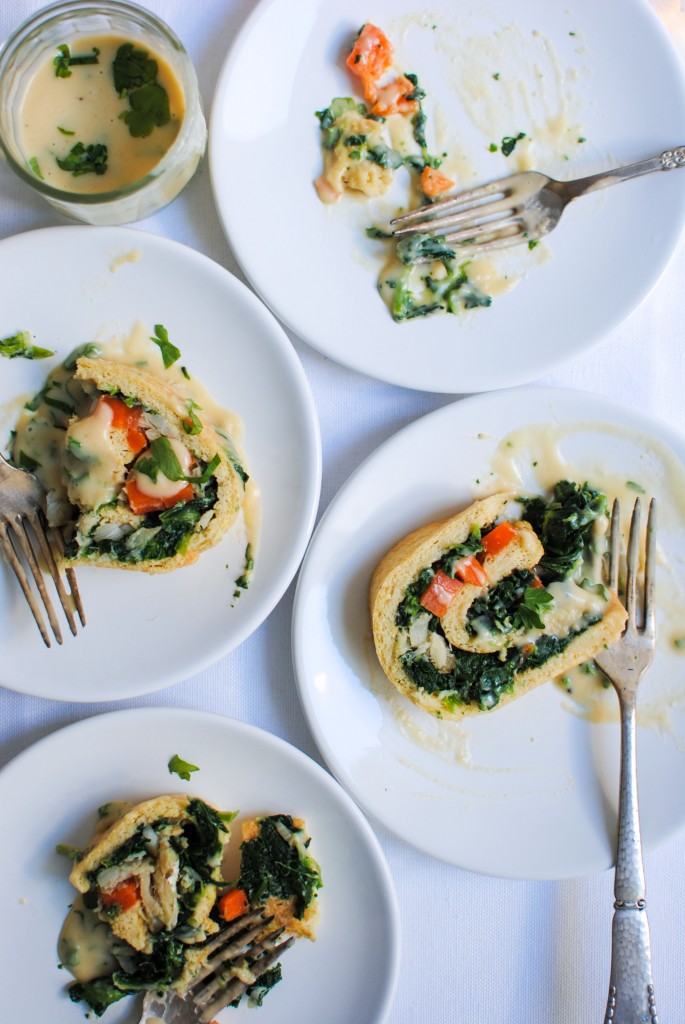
top-left (62, 356), bottom-right (247, 573)
top-left (370, 492), bottom-right (627, 720)
top-left (69, 795), bottom-right (234, 955)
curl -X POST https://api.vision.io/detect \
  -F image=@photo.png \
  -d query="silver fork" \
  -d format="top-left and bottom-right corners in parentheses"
top-left (139, 906), bottom-right (294, 1024)
top-left (0, 451), bottom-right (85, 646)
top-left (391, 147), bottom-right (685, 258)
top-left (594, 497), bottom-right (657, 1024)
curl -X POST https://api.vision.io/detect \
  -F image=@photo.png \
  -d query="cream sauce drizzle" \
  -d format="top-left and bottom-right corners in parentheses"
top-left (58, 893), bottom-right (119, 983)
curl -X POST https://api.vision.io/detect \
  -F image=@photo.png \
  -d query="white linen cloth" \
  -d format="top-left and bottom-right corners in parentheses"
top-left (1, 1), bottom-right (685, 1021)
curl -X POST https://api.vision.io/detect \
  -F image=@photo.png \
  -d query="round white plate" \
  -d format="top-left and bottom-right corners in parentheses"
top-left (0, 226), bottom-right (320, 701)
top-left (292, 387), bottom-right (685, 879)
top-left (0, 707), bottom-right (400, 1024)
top-left (210, 0), bottom-right (685, 392)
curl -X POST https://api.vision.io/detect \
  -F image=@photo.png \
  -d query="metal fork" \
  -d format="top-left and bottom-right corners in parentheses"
top-left (594, 497), bottom-right (657, 1024)
top-left (139, 906), bottom-right (294, 1024)
top-left (391, 147), bottom-right (685, 258)
top-left (0, 451), bottom-right (85, 646)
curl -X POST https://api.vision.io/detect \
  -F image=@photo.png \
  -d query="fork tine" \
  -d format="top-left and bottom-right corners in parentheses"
top-left (0, 522), bottom-right (55, 646)
top-left (392, 194), bottom-right (518, 238)
top-left (14, 516), bottom-right (65, 645)
top-left (607, 499), bottom-right (621, 593)
top-left (196, 935), bottom-right (295, 1023)
top-left (390, 178), bottom-right (509, 227)
top-left (27, 511), bottom-right (78, 636)
top-left (643, 498), bottom-right (657, 638)
top-left (52, 526), bottom-right (86, 627)
top-left (625, 498), bottom-right (642, 631)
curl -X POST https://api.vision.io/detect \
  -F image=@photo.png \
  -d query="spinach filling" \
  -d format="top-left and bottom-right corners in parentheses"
top-left (397, 480), bottom-right (609, 710)
top-left (69, 801), bottom-right (231, 1016)
top-left (401, 617), bottom-right (600, 710)
top-left (236, 814), bottom-right (322, 920)
top-left (65, 476), bottom-right (218, 563)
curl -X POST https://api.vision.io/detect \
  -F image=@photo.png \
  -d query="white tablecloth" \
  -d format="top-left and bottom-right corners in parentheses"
top-left (2, 1), bottom-right (685, 1021)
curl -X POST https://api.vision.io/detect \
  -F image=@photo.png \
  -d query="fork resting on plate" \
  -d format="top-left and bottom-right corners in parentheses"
top-left (594, 497), bottom-right (658, 1024)
top-left (0, 451), bottom-right (84, 646)
top-left (391, 147), bottom-right (685, 257)
top-left (138, 906), bottom-right (294, 1024)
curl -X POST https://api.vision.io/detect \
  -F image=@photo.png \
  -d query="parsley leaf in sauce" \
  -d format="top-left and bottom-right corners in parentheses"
top-left (53, 44), bottom-right (100, 78)
top-left (501, 132), bottom-right (526, 156)
top-left (56, 141), bottom-right (108, 176)
top-left (113, 43), bottom-right (171, 138)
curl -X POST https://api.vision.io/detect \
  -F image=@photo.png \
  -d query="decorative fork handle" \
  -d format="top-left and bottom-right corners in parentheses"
top-left (562, 146), bottom-right (685, 201)
top-left (604, 695), bottom-right (657, 1024)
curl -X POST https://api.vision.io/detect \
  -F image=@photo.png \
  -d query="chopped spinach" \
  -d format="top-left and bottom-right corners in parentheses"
top-left (237, 814), bottom-right (322, 919)
top-left (522, 480), bottom-right (607, 581)
top-left (168, 754), bottom-right (200, 781)
top-left (500, 132), bottom-right (526, 156)
top-left (151, 322), bottom-right (180, 367)
top-left (396, 232), bottom-right (456, 266)
top-left (53, 43), bottom-right (100, 78)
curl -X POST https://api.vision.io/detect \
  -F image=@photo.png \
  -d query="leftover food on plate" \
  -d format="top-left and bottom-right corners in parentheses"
top-left (370, 481), bottom-right (627, 718)
top-left (58, 796), bottom-right (321, 1017)
top-left (314, 22), bottom-right (494, 322)
top-left (10, 327), bottom-right (250, 573)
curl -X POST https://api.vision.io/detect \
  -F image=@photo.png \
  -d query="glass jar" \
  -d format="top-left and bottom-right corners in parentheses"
top-left (0, 0), bottom-right (207, 224)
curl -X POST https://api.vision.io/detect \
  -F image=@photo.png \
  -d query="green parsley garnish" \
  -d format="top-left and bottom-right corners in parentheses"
top-left (182, 401), bottom-right (203, 436)
top-left (56, 141), bottom-right (108, 176)
top-left (501, 132), bottom-right (526, 157)
top-left (515, 586), bottom-right (554, 630)
top-left (57, 126), bottom-right (75, 136)
top-left (53, 43), bottom-right (100, 78)
top-left (0, 331), bottom-right (54, 360)
top-left (28, 156), bottom-right (43, 180)
top-left (113, 43), bottom-right (171, 138)
top-left (168, 754), bottom-right (200, 781)
top-left (626, 480), bottom-right (646, 494)
top-left (151, 323), bottom-right (180, 368)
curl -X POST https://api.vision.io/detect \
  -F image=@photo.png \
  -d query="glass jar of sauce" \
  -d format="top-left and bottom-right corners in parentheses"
top-left (0, 0), bottom-right (206, 224)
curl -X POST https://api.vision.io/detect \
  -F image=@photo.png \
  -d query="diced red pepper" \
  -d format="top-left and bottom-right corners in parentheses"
top-left (125, 475), bottom-right (194, 516)
top-left (454, 554), bottom-right (488, 587)
top-left (420, 165), bottom-right (455, 197)
top-left (530, 575), bottom-right (545, 589)
top-left (370, 74), bottom-right (419, 116)
top-left (100, 395), bottom-right (147, 454)
top-left (346, 23), bottom-right (394, 103)
top-left (481, 521), bottom-right (518, 558)
top-left (100, 878), bottom-right (140, 911)
top-left (420, 569), bottom-right (463, 617)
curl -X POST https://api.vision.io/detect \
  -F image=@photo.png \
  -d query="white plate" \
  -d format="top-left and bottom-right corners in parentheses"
top-left (210, 0), bottom-right (685, 392)
top-left (0, 708), bottom-right (399, 1023)
top-left (292, 387), bottom-right (685, 879)
top-left (0, 226), bottom-right (320, 701)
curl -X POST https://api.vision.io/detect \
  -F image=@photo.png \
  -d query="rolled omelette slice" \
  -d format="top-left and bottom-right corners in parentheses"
top-left (62, 356), bottom-right (247, 573)
top-left (69, 795), bottom-right (233, 955)
top-left (370, 491), bottom-right (627, 720)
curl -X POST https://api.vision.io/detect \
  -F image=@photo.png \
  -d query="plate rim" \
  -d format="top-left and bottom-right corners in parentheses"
top-left (0, 224), bottom-right (323, 702)
top-left (0, 705), bottom-right (402, 1024)
top-left (291, 383), bottom-right (685, 878)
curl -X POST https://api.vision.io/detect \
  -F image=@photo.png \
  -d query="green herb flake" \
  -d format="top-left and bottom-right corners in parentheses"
top-left (151, 323), bottom-right (181, 368)
top-left (122, 82), bottom-right (171, 138)
top-left (53, 43), bottom-right (99, 78)
top-left (501, 132), bottom-right (526, 157)
top-left (182, 401), bottom-right (203, 436)
top-left (492, 72), bottom-right (500, 80)
top-left (56, 141), bottom-right (108, 176)
top-left (528, 239), bottom-right (540, 250)
top-left (488, 142), bottom-right (498, 152)
top-left (168, 754), bottom-right (200, 781)
top-left (0, 331), bottom-right (54, 360)
top-left (626, 480), bottom-right (646, 494)
top-left (673, 636), bottom-right (685, 650)
top-left (28, 156), bottom-right (44, 179)
top-left (57, 126), bottom-right (75, 136)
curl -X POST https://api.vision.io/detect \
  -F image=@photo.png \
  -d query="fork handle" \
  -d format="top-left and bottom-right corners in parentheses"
top-left (560, 147), bottom-right (685, 201)
top-left (604, 697), bottom-right (657, 1024)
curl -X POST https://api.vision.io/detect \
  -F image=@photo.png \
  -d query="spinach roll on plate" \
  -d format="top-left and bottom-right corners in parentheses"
top-left (370, 483), bottom-right (627, 719)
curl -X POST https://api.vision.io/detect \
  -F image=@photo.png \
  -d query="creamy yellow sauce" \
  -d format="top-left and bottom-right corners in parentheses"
top-left (58, 894), bottom-right (120, 983)
top-left (19, 35), bottom-right (183, 193)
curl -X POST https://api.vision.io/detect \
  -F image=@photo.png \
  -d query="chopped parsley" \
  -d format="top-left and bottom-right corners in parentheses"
top-left (500, 132), bottom-right (526, 156)
top-left (151, 323), bottom-right (180, 368)
top-left (28, 156), bottom-right (43, 179)
top-left (53, 43), bottom-right (100, 78)
top-left (56, 141), bottom-right (108, 176)
top-left (0, 331), bottom-right (54, 360)
top-left (168, 754), bottom-right (200, 781)
top-left (113, 43), bottom-right (171, 138)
